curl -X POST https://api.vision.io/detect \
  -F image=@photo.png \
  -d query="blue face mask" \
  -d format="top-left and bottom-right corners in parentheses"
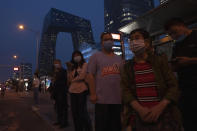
top-left (103, 40), bottom-right (114, 52)
top-left (176, 34), bottom-right (187, 42)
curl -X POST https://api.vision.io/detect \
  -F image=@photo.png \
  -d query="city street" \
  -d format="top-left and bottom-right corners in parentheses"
top-left (0, 89), bottom-right (95, 131)
top-left (1, 0), bottom-right (197, 131)
top-left (0, 90), bottom-right (53, 131)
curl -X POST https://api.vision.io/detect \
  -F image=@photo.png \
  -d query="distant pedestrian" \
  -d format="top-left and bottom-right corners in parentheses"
top-left (87, 32), bottom-right (123, 131)
top-left (164, 17), bottom-right (197, 131)
top-left (0, 84), bottom-right (6, 98)
top-left (32, 72), bottom-right (40, 105)
top-left (52, 59), bottom-right (69, 128)
top-left (67, 50), bottom-right (92, 131)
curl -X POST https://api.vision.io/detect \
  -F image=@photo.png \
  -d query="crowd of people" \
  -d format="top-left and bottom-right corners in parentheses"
top-left (33, 17), bottom-right (197, 131)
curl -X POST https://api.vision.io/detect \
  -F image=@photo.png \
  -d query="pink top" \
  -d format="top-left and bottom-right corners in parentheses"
top-left (68, 63), bottom-right (88, 93)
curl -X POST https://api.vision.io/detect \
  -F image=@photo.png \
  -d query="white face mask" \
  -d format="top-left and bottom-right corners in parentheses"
top-left (74, 56), bottom-right (81, 63)
top-left (130, 39), bottom-right (146, 56)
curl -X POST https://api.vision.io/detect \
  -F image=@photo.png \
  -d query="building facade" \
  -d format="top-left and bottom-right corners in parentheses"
top-left (160, 0), bottom-right (168, 4)
top-left (20, 63), bottom-right (32, 79)
top-left (104, 0), bottom-right (154, 33)
top-left (12, 71), bottom-right (20, 80)
top-left (39, 8), bottom-right (95, 76)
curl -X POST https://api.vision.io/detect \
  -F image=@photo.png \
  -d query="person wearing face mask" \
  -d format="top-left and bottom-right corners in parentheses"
top-left (67, 50), bottom-right (92, 131)
top-left (52, 59), bottom-right (69, 129)
top-left (164, 18), bottom-right (197, 131)
top-left (121, 29), bottom-right (182, 131)
top-left (87, 32), bottom-right (123, 131)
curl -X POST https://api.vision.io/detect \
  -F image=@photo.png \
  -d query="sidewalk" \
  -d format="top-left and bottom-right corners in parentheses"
top-left (30, 91), bottom-right (95, 131)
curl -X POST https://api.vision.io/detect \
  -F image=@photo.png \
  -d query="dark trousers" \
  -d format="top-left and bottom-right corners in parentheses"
top-left (55, 94), bottom-right (68, 126)
top-left (179, 85), bottom-right (197, 131)
top-left (70, 91), bottom-right (92, 131)
top-left (95, 104), bottom-right (121, 131)
top-left (33, 87), bottom-right (39, 104)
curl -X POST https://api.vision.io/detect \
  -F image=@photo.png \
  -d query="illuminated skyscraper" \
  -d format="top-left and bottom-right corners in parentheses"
top-left (20, 63), bottom-right (32, 79)
top-left (104, 0), bottom-right (154, 33)
top-left (160, 0), bottom-right (168, 4)
top-left (39, 8), bottom-right (95, 76)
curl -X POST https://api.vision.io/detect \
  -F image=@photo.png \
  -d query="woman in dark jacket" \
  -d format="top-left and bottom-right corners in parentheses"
top-left (121, 29), bottom-right (183, 131)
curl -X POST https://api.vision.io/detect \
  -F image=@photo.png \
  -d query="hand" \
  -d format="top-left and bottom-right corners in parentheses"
top-left (66, 62), bottom-right (74, 71)
top-left (130, 100), bottom-right (151, 122)
top-left (175, 57), bottom-right (192, 66)
top-left (138, 107), bottom-right (151, 122)
top-left (144, 104), bottom-right (163, 123)
top-left (90, 94), bottom-right (97, 104)
top-left (145, 100), bottom-right (169, 123)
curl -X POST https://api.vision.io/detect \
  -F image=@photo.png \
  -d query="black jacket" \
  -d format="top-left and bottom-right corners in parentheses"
top-left (53, 68), bottom-right (68, 97)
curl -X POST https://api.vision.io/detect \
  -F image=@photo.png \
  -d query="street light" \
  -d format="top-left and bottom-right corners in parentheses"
top-left (13, 67), bottom-right (19, 71)
top-left (17, 24), bottom-right (40, 70)
top-left (13, 55), bottom-right (18, 59)
top-left (18, 25), bottom-right (24, 30)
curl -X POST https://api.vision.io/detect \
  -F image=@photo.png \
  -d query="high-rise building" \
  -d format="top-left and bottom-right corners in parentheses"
top-left (160, 0), bottom-right (168, 4)
top-left (20, 63), bottom-right (32, 79)
top-left (39, 8), bottom-right (95, 76)
top-left (12, 71), bottom-right (20, 80)
top-left (104, 0), bottom-right (154, 33)
top-left (104, 0), bottom-right (122, 33)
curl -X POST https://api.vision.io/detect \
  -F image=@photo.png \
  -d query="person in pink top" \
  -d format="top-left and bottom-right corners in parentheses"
top-left (67, 50), bottom-right (92, 131)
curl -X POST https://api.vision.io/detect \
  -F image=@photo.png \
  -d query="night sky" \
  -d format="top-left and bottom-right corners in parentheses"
top-left (0, 0), bottom-right (104, 82)
top-left (0, 0), bottom-right (159, 82)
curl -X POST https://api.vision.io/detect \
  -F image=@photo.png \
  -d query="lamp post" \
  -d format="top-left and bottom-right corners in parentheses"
top-left (18, 24), bottom-right (40, 70)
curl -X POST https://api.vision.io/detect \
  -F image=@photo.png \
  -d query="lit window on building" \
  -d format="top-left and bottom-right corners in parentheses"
top-left (121, 17), bottom-right (132, 22)
top-left (122, 7), bottom-right (130, 12)
top-left (109, 20), bottom-right (114, 24)
top-left (112, 46), bottom-right (121, 50)
top-left (114, 52), bottom-right (122, 55)
top-left (128, 17), bottom-right (132, 20)
top-left (122, 12), bottom-right (132, 17)
top-left (160, 0), bottom-right (168, 4)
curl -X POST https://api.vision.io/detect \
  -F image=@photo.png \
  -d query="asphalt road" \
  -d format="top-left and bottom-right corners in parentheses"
top-left (0, 90), bottom-right (53, 131)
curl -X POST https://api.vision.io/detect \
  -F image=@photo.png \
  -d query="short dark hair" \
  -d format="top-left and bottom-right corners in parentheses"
top-left (130, 28), bottom-right (150, 40)
top-left (100, 32), bottom-right (112, 40)
top-left (34, 72), bottom-right (39, 77)
top-left (164, 17), bottom-right (185, 31)
top-left (129, 28), bottom-right (152, 46)
top-left (54, 59), bottom-right (61, 64)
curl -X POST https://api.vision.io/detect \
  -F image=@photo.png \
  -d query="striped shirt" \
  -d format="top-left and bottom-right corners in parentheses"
top-left (134, 62), bottom-right (160, 108)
